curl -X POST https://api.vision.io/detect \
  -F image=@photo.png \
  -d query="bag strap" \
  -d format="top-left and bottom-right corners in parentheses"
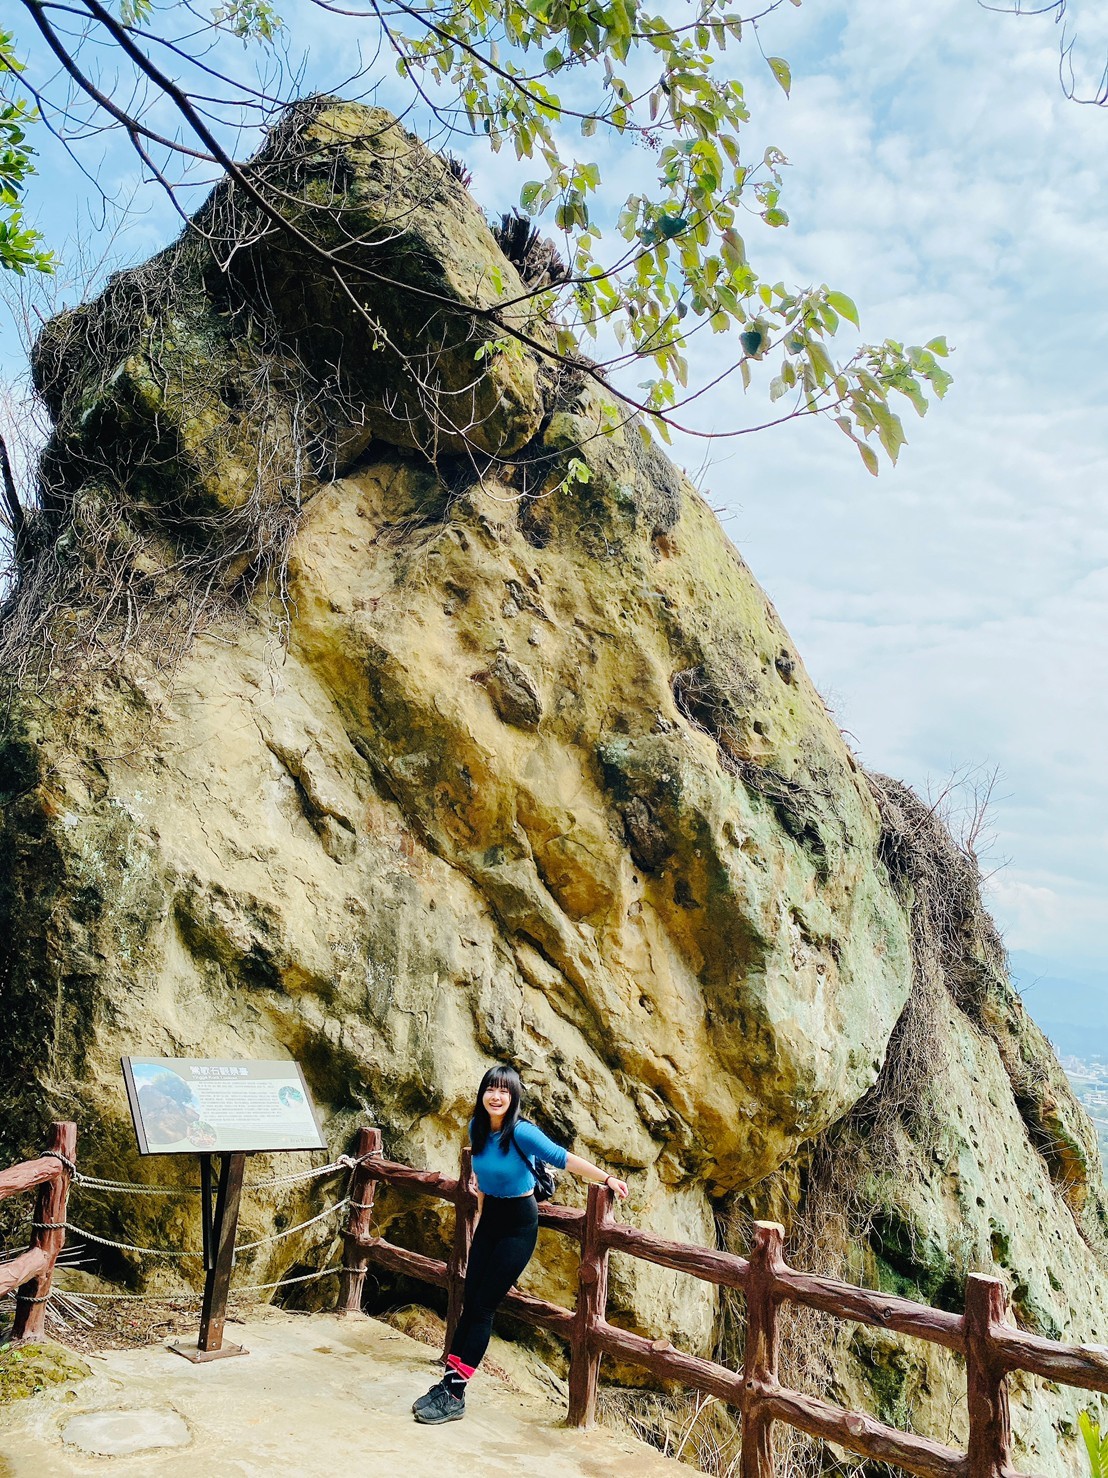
top-left (509, 1130), bottom-right (538, 1174)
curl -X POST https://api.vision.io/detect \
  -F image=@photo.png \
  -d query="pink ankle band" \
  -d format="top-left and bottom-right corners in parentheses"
top-left (446, 1355), bottom-right (475, 1380)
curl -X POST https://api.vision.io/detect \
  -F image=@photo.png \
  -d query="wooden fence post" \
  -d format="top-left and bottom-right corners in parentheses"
top-left (567, 1182), bottom-right (613, 1427)
top-left (741, 1220), bottom-right (785, 1478)
top-left (443, 1147), bottom-right (478, 1361)
top-left (965, 1274), bottom-right (1012, 1478)
top-left (339, 1126), bottom-right (382, 1315)
top-left (13, 1121), bottom-right (77, 1341)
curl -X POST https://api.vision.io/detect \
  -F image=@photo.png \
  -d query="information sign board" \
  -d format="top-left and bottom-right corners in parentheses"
top-left (122, 1057), bottom-right (326, 1155)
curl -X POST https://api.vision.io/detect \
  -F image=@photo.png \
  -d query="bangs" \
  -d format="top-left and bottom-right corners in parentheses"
top-left (485, 1069), bottom-right (517, 1093)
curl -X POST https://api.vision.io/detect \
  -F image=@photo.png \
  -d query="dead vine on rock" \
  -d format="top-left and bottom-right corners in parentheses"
top-left (0, 100), bottom-right (627, 706)
top-left (0, 233), bottom-right (324, 703)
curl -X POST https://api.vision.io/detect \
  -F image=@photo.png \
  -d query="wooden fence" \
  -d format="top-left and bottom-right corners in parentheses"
top-left (0, 1122), bottom-right (77, 1341)
top-left (337, 1126), bottom-right (1108, 1478)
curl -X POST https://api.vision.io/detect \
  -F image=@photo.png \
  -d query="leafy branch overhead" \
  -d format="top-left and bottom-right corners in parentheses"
top-left (0, 31), bottom-right (54, 277)
top-left (377, 0), bottom-right (951, 465)
top-left (1, 0), bottom-right (951, 469)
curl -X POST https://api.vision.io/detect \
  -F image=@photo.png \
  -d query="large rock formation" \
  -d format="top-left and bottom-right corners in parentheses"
top-left (2, 98), bottom-right (1105, 1471)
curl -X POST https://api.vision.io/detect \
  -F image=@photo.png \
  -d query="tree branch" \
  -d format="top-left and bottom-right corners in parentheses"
top-left (0, 434), bottom-right (27, 551)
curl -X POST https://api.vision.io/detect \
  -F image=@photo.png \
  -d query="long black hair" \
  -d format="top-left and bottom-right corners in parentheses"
top-left (469, 1065), bottom-right (523, 1154)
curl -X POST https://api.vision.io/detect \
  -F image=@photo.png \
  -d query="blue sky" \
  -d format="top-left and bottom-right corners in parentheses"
top-left (2, 0), bottom-right (1105, 993)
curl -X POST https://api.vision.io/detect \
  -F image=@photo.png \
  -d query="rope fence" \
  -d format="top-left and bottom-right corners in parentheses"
top-left (2, 1130), bottom-right (377, 1322)
top-left (69, 1153), bottom-right (360, 1198)
top-left (4, 1266), bottom-right (352, 1304)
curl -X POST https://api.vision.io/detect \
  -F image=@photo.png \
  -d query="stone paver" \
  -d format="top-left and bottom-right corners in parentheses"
top-left (0, 1313), bottom-right (693, 1477)
top-left (61, 1409), bottom-right (191, 1456)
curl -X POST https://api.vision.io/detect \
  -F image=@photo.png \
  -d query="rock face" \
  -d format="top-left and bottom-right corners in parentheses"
top-left (1, 98), bottom-right (1106, 1473)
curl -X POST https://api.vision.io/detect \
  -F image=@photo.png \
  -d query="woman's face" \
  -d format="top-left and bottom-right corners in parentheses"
top-left (482, 1081), bottom-right (512, 1121)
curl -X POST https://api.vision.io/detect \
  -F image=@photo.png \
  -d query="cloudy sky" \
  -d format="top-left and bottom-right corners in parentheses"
top-left (2, 0), bottom-right (1105, 990)
top-left (696, 0), bottom-right (1108, 982)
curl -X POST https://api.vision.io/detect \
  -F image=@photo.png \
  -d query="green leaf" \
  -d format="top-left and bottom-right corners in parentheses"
top-left (929, 363), bottom-right (954, 399)
top-left (826, 290), bottom-right (859, 328)
top-left (720, 228), bottom-right (746, 268)
top-left (520, 180), bottom-right (542, 210)
top-left (857, 442), bottom-right (879, 477)
top-left (873, 401), bottom-right (906, 462)
top-left (807, 339), bottom-right (834, 384)
top-left (925, 336), bottom-right (950, 356)
top-left (1080, 1412), bottom-right (1106, 1478)
top-left (767, 57), bottom-right (791, 98)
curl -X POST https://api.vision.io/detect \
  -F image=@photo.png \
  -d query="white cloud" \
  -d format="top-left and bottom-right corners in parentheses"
top-left (985, 875), bottom-right (1108, 960)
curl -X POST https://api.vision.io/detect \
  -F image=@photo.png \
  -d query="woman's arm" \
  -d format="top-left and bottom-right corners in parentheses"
top-left (564, 1151), bottom-right (629, 1201)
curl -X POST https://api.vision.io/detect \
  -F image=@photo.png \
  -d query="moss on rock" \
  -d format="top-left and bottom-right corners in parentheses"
top-left (0, 1343), bottom-right (91, 1405)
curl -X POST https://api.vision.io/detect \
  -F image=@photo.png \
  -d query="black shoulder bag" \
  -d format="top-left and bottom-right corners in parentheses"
top-left (510, 1131), bottom-right (557, 1202)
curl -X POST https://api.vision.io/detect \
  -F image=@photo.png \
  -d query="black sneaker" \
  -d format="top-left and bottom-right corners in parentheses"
top-left (413, 1382), bottom-right (465, 1424)
top-left (412, 1379), bottom-right (448, 1415)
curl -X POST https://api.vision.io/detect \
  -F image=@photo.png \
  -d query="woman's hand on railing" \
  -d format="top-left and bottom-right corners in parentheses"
top-left (564, 1152), bottom-right (629, 1200)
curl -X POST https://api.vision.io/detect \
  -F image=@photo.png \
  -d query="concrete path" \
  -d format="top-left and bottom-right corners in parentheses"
top-left (0, 1311), bottom-right (693, 1477)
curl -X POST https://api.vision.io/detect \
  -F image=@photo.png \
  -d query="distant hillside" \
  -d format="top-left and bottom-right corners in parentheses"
top-left (1011, 952), bottom-right (1108, 1061)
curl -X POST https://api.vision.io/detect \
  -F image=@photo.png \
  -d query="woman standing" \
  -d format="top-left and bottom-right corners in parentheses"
top-left (412, 1063), bottom-right (629, 1425)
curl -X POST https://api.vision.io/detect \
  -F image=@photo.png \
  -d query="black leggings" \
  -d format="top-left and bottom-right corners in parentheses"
top-left (448, 1193), bottom-right (538, 1371)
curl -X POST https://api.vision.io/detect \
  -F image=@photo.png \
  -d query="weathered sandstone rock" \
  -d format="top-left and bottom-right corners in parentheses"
top-left (2, 98), bottom-right (1105, 1474)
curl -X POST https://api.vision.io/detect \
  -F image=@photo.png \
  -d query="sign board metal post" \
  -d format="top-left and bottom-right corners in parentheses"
top-left (170, 1150), bottom-right (248, 1362)
top-left (199, 1154), bottom-right (214, 1270)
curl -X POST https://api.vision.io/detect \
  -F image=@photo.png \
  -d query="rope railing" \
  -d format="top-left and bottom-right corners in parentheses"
top-left (2, 1135), bottom-right (377, 1323)
top-left (336, 1126), bottom-right (1108, 1478)
top-left (54, 1190), bottom-right (353, 1259)
top-left (3, 1266), bottom-right (352, 1304)
top-left (69, 1152), bottom-right (361, 1197)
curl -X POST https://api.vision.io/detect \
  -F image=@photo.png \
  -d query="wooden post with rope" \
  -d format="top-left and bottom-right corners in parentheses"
top-left (339, 1126), bottom-right (382, 1315)
top-left (12, 1122), bottom-right (77, 1341)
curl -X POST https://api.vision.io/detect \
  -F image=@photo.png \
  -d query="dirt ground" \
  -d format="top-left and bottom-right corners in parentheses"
top-left (0, 1308), bottom-right (695, 1477)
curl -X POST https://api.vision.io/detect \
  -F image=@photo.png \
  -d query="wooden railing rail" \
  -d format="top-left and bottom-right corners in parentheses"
top-left (773, 1261), bottom-right (966, 1354)
top-left (337, 1128), bottom-right (1108, 1477)
top-left (0, 1122), bottom-right (77, 1341)
top-left (602, 1220), bottom-right (749, 1290)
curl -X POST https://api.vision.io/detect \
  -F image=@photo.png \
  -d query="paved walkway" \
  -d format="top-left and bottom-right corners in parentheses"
top-left (0, 1312), bottom-right (692, 1477)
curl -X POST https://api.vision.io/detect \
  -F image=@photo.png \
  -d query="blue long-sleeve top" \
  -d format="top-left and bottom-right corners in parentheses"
top-left (469, 1118), bottom-right (568, 1197)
